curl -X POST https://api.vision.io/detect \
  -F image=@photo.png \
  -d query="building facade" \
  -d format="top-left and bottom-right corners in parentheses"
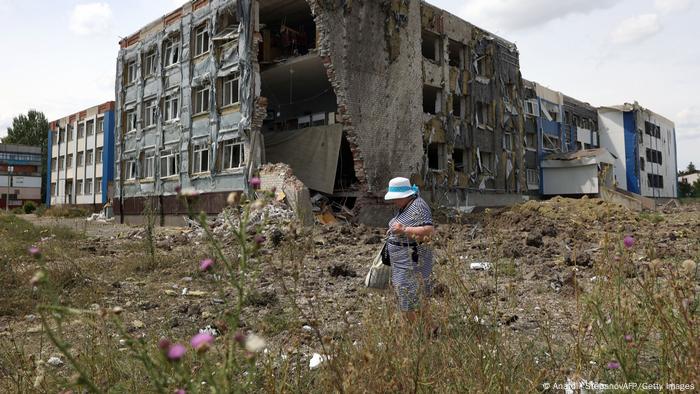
top-left (114, 0), bottom-right (530, 223)
top-left (598, 103), bottom-right (677, 199)
top-left (0, 144), bottom-right (42, 210)
top-left (47, 102), bottom-right (116, 209)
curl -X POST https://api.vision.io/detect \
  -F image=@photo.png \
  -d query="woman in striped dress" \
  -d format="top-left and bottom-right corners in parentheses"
top-left (384, 177), bottom-right (435, 322)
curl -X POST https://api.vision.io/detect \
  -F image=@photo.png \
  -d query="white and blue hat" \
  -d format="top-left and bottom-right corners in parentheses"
top-left (384, 177), bottom-right (419, 200)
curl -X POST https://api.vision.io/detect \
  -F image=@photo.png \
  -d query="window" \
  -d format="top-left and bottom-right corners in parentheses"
top-left (51, 132), bottom-right (57, 145)
top-left (126, 60), bottom-right (137, 84)
top-left (77, 152), bottom-right (84, 167)
top-left (97, 118), bottom-right (104, 134)
top-left (525, 133), bottom-right (537, 150)
top-left (476, 101), bottom-right (490, 127)
top-left (524, 99), bottom-right (539, 117)
top-left (453, 148), bottom-right (465, 171)
top-left (77, 123), bottom-right (85, 139)
top-left (452, 95), bottom-right (463, 118)
top-left (475, 56), bottom-right (488, 76)
top-left (647, 174), bottom-right (664, 189)
top-left (421, 30), bottom-right (441, 63)
top-left (144, 98), bottom-right (157, 128)
top-left (96, 147), bottom-right (103, 164)
top-left (640, 157), bottom-right (645, 171)
top-left (126, 109), bottom-right (137, 132)
top-left (84, 179), bottom-right (92, 195)
top-left (427, 143), bottom-right (446, 170)
top-left (164, 92), bottom-right (180, 121)
top-left (646, 148), bottom-right (663, 165)
top-left (51, 158), bottom-right (57, 170)
top-left (67, 126), bottom-right (73, 142)
top-left (77, 180), bottom-right (83, 195)
top-left (125, 159), bottom-right (137, 180)
top-left (645, 121), bottom-right (661, 138)
top-left (67, 154), bottom-right (73, 169)
top-left (193, 86), bottom-right (210, 115)
top-left (86, 120), bottom-right (94, 136)
top-left (160, 150), bottom-right (180, 177)
top-left (95, 177), bottom-right (102, 194)
top-left (59, 128), bottom-right (65, 143)
top-left (144, 50), bottom-right (156, 77)
top-left (220, 140), bottom-right (244, 170)
top-left (448, 39), bottom-right (463, 68)
top-left (58, 156), bottom-right (64, 171)
top-left (527, 169), bottom-right (539, 186)
top-left (504, 133), bottom-right (514, 151)
top-left (192, 143), bottom-right (210, 174)
top-left (423, 85), bottom-right (441, 115)
top-left (221, 75), bottom-right (239, 107)
top-left (86, 150), bottom-right (93, 166)
top-left (480, 152), bottom-right (493, 173)
top-left (51, 183), bottom-right (56, 196)
top-left (163, 37), bottom-right (180, 67)
top-left (141, 150), bottom-right (155, 179)
top-left (194, 23), bottom-right (210, 57)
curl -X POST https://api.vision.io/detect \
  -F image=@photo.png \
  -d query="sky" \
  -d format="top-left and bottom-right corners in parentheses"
top-left (0, 0), bottom-right (697, 170)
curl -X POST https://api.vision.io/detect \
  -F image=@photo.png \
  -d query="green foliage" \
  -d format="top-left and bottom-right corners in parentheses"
top-left (22, 201), bottom-right (36, 214)
top-left (2, 110), bottom-right (49, 202)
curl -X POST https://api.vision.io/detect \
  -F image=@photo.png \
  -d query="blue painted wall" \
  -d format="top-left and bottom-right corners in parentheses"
top-left (623, 111), bottom-right (640, 194)
top-left (102, 110), bottom-right (115, 204)
top-left (45, 129), bottom-right (53, 207)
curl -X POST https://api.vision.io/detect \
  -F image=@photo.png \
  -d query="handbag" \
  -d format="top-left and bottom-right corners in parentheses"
top-left (364, 242), bottom-right (391, 289)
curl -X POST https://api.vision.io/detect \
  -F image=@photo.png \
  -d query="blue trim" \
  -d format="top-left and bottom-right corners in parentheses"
top-left (46, 128), bottom-right (53, 207)
top-left (673, 127), bottom-right (678, 198)
top-left (623, 111), bottom-right (640, 194)
top-left (388, 185), bottom-right (418, 193)
top-left (102, 111), bottom-right (115, 205)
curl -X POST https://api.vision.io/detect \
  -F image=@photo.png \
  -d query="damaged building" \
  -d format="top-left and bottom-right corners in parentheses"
top-left (113, 0), bottom-right (530, 224)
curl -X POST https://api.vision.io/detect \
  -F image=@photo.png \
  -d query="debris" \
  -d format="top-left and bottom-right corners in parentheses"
top-left (328, 263), bottom-right (357, 277)
top-left (132, 320), bottom-right (145, 329)
top-left (302, 325), bottom-right (314, 332)
top-left (526, 232), bottom-right (543, 247)
top-left (470, 262), bottom-right (491, 271)
top-left (309, 353), bottom-right (326, 369)
top-left (46, 357), bottom-right (63, 368)
top-left (199, 325), bottom-right (221, 337)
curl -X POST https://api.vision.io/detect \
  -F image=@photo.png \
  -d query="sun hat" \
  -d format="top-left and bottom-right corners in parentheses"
top-left (384, 177), bottom-right (419, 200)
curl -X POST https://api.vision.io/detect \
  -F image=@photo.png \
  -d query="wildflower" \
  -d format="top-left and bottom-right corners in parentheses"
top-left (28, 246), bottom-right (41, 258)
top-left (234, 331), bottom-right (246, 344)
top-left (158, 338), bottom-right (171, 351)
top-left (249, 177), bottom-right (261, 190)
top-left (606, 360), bottom-right (620, 370)
top-left (30, 271), bottom-right (46, 286)
top-left (227, 191), bottom-right (242, 206)
top-left (175, 389), bottom-right (186, 394)
top-left (199, 258), bottom-right (214, 271)
top-left (190, 333), bottom-right (214, 352)
top-left (623, 236), bottom-right (635, 248)
top-left (253, 235), bottom-right (266, 246)
top-left (624, 334), bottom-right (633, 342)
top-left (244, 333), bottom-right (266, 353)
top-left (167, 343), bottom-right (187, 361)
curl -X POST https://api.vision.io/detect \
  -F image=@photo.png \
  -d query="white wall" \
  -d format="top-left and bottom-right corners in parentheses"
top-left (637, 110), bottom-right (677, 198)
top-left (543, 165), bottom-right (599, 195)
top-left (598, 109), bottom-right (627, 190)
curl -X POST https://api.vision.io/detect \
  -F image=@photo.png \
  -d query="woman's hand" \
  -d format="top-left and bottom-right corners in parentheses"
top-left (391, 222), bottom-right (406, 235)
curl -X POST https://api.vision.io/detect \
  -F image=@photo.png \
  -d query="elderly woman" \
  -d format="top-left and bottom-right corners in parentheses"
top-left (384, 177), bottom-right (435, 322)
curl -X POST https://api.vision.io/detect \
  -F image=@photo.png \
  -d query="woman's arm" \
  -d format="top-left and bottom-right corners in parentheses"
top-left (391, 223), bottom-right (434, 240)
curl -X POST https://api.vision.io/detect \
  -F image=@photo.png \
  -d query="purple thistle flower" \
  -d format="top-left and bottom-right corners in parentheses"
top-left (623, 236), bottom-right (635, 248)
top-left (158, 338), bottom-right (171, 351)
top-left (28, 246), bottom-right (41, 258)
top-left (174, 185), bottom-right (182, 194)
top-left (624, 334), bottom-right (633, 342)
top-left (234, 331), bottom-right (246, 344)
top-left (199, 258), bottom-right (214, 271)
top-left (249, 177), bottom-right (261, 190)
top-left (606, 360), bottom-right (621, 370)
top-left (190, 333), bottom-right (214, 352)
top-left (254, 235), bottom-right (266, 245)
top-left (167, 343), bottom-right (186, 361)
top-left (175, 389), bottom-right (186, 394)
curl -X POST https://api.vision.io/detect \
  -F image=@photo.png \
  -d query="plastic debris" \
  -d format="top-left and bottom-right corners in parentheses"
top-left (470, 261), bottom-right (491, 270)
top-left (47, 357), bottom-right (63, 367)
top-left (309, 353), bottom-right (326, 369)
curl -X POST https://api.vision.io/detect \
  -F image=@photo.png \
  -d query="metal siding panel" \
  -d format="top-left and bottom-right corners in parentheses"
top-left (623, 111), bottom-right (640, 194)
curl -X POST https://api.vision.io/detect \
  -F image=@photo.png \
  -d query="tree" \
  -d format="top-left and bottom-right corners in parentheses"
top-left (687, 162), bottom-right (696, 174)
top-left (693, 179), bottom-right (700, 198)
top-left (2, 110), bottom-right (49, 202)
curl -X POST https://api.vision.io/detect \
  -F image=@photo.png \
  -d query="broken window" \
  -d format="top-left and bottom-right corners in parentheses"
top-left (58, 155), bottom-right (64, 171)
top-left (543, 134), bottom-right (560, 152)
top-left (59, 128), bottom-right (65, 143)
top-left (96, 147), bottom-right (103, 164)
top-left (428, 143), bottom-right (446, 170)
top-left (126, 109), bottom-right (137, 132)
top-left (421, 30), bottom-right (441, 63)
top-left (213, 8), bottom-right (238, 43)
top-left (126, 60), bottom-right (137, 84)
top-left (140, 150), bottom-right (155, 179)
top-left (259, 0), bottom-right (316, 63)
top-left (452, 95), bottom-right (463, 118)
top-left (640, 157), bottom-right (645, 171)
top-left (192, 142), bottom-right (210, 174)
top-left (144, 98), bottom-right (158, 128)
top-left (220, 139), bottom-right (245, 171)
top-left (525, 133), bottom-right (537, 150)
top-left (77, 123), bottom-right (85, 139)
top-left (125, 159), bottom-right (137, 180)
top-left (66, 154), bottom-right (73, 169)
top-left (77, 180), bottom-right (83, 195)
top-left (86, 120), bottom-right (94, 136)
top-left (193, 86), bottom-right (210, 115)
top-left (77, 152), bottom-right (84, 167)
top-left (527, 169), bottom-right (539, 186)
top-left (160, 150), bottom-right (180, 177)
top-left (164, 91), bottom-right (180, 121)
top-left (645, 121), bottom-right (661, 138)
top-left (163, 36), bottom-right (180, 67)
top-left (504, 133), bottom-right (514, 152)
top-left (448, 39), bottom-right (463, 68)
top-left (194, 23), bottom-right (210, 57)
top-left (647, 173), bottom-right (664, 188)
top-left (144, 49), bottom-right (157, 77)
top-left (86, 150), bottom-right (93, 166)
top-left (480, 151), bottom-right (493, 173)
top-left (453, 148), bottom-right (465, 171)
top-left (95, 177), bottom-right (102, 193)
top-left (475, 56), bottom-right (488, 77)
top-left (423, 85), bottom-right (442, 115)
top-left (51, 158), bottom-right (57, 170)
top-left (476, 101), bottom-right (491, 128)
top-left (51, 182), bottom-right (56, 196)
top-left (524, 99), bottom-right (539, 117)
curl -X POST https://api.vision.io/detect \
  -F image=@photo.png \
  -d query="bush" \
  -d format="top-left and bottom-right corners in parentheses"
top-left (11, 207), bottom-right (23, 215)
top-left (42, 206), bottom-right (89, 218)
top-left (22, 201), bottom-right (36, 214)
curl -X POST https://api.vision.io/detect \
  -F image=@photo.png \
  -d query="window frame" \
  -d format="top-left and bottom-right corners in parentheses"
top-left (220, 139), bottom-right (245, 171)
top-left (191, 142), bottom-right (210, 174)
top-left (164, 92), bottom-right (180, 122)
top-left (194, 23), bottom-right (210, 57)
top-left (126, 109), bottom-right (138, 132)
top-left (221, 75), bottom-right (239, 108)
top-left (160, 150), bottom-right (180, 178)
top-left (163, 36), bottom-right (181, 67)
top-left (126, 60), bottom-right (137, 84)
top-left (193, 86), bottom-right (210, 115)
top-left (144, 49), bottom-right (157, 78)
top-left (125, 159), bottom-right (137, 180)
top-left (144, 98), bottom-right (158, 128)
top-left (96, 147), bottom-right (103, 164)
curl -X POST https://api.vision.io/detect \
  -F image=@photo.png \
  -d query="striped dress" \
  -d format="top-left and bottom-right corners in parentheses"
top-left (388, 196), bottom-right (433, 312)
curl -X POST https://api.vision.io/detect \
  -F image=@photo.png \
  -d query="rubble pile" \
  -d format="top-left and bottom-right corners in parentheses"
top-left (182, 201), bottom-right (295, 240)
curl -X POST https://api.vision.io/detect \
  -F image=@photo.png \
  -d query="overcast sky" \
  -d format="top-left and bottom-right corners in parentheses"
top-left (0, 0), bottom-right (697, 169)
